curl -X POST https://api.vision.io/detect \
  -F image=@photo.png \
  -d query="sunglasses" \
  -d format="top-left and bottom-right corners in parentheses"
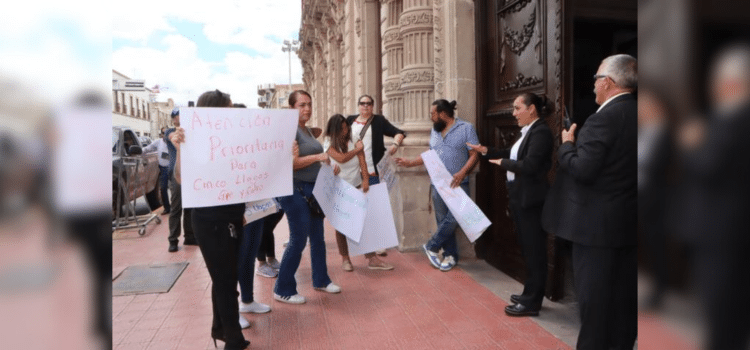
top-left (359, 101), bottom-right (373, 106)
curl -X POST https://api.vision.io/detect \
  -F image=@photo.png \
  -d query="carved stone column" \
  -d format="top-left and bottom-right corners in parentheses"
top-left (381, 0), bottom-right (404, 124)
top-left (361, 0), bottom-right (383, 111)
top-left (393, 0), bottom-right (436, 250)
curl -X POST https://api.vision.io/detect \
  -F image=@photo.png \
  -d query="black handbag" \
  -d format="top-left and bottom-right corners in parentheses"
top-left (297, 186), bottom-right (325, 217)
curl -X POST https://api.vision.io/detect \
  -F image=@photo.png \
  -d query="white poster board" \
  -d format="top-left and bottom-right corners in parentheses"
top-left (376, 151), bottom-right (399, 193)
top-left (346, 183), bottom-right (399, 256)
top-left (180, 108), bottom-right (297, 208)
top-left (421, 150), bottom-right (490, 242)
top-left (312, 164), bottom-right (367, 242)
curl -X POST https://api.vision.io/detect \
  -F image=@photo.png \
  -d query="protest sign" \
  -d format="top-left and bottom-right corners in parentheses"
top-left (376, 151), bottom-right (399, 193)
top-left (421, 150), bottom-right (491, 242)
top-left (346, 183), bottom-right (399, 256)
top-left (180, 108), bottom-right (297, 208)
top-left (312, 164), bottom-right (367, 242)
top-left (243, 198), bottom-right (280, 225)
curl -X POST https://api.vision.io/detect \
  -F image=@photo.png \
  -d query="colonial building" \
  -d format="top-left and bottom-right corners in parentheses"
top-left (298, 0), bottom-right (636, 300)
top-left (257, 83), bottom-right (305, 109)
top-left (112, 70), bottom-right (162, 137)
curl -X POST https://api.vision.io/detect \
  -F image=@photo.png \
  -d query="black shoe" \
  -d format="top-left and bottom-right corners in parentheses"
top-left (161, 210), bottom-right (170, 215)
top-left (510, 294), bottom-right (522, 304)
top-left (504, 303), bottom-right (540, 317)
top-left (168, 244), bottom-right (178, 252)
top-left (183, 239), bottom-right (198, 246)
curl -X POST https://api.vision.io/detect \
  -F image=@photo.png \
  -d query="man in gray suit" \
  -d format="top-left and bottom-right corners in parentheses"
top-left (543, 54), bottom-right (637, 350)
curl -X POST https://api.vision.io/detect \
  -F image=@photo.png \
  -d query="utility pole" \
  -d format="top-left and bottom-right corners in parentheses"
top-left (281, 39), bottom-right (300, 94)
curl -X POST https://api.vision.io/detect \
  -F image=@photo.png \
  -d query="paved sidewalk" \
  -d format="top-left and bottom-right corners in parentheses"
top-left (113, 210), bottom-right (692, 349)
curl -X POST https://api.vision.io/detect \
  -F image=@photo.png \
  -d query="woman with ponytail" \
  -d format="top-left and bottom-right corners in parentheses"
top-left (467, 92), bottom-right (554, 317)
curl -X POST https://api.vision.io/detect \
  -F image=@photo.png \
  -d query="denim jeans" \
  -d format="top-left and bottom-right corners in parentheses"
top-left (274, 180), bottom-right (331, 296)
top-left (426, 182), bottom-right (469, 261)
top-left (238, 219), bottom-right (263, 303)
top-left (158, 165), bottom-right (170, 213)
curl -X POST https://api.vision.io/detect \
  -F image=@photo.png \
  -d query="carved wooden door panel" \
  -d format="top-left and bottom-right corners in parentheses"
top-left (475, 0), bottom-right (566, 299)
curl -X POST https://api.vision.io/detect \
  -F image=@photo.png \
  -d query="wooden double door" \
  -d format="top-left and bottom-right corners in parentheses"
top-left (474, 0), bottom-right (636, 300)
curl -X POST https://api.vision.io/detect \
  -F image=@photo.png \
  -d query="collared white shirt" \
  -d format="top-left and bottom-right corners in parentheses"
top-left (597, 92), bottom-right (631, 113)
top-left (507, 118), bottom-right (538, 181)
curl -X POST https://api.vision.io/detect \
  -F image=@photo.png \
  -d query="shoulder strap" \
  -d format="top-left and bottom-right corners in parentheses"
top-left (358, 115), bottom-right (374, 140)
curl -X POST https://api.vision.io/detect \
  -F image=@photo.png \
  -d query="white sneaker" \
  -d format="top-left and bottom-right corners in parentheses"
top-left (274, 293), bottom-right (306, 304)
top-left (314, 282), bottom-right (341, 294)
top-left (256, 264), bottom-right (278, 278)
top-left (239, 315), bottom-right (250, 329)
top-left (439, 256), bottom-right (457, 271)
top-left (239, 301), bottom-right (271, 314)
top-left (267, 258), bottom-right (281, 270)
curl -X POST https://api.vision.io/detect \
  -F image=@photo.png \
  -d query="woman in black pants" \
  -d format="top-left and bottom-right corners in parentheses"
top-left (170, 89), bottom-right (249, 350)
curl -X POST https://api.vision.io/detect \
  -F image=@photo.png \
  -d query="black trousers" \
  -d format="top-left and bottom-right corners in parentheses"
top-left (168, 173), bottom-right (194, 244)
top-left (257, 210), bottom-right (284, 261)
top-left (508, 200), bottom-right (547, 307)
top-left (572, 244), bottom-right (637, 350)
top-left (191, 216), bottom-right (246, 348)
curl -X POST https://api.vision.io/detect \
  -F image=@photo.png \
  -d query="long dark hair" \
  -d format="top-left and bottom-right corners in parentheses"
top-left (325, 114), bottom-right (350, 152)
top-left (432, 99), bottom-right (457, 118)
top-left (197, 89), bottom-right (232, 107)
top-left (289, 90), bottom-right (312, 108)
top-left (518, 92), bottom-right (554, 117)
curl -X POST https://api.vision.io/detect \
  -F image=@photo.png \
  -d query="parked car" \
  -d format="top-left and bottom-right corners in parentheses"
top-left (112, 126), bottom-right (161, 215)
top-left (139, 136), bottom-right (153, 148)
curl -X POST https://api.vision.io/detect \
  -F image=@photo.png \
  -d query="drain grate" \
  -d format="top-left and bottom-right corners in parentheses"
top-left (112, 262), bottom-right (188, 296)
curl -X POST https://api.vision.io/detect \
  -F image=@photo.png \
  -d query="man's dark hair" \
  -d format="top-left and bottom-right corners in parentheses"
top-left (432, 99), bottom-right (457, 118)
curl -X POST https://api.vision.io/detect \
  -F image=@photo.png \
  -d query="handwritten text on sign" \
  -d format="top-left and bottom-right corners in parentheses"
top-left (421, 150), bottom-right (491, 242)
top-left (312, 164), bottom-right (367, 242)
top-left (180, 108), bottom-right (298, 208)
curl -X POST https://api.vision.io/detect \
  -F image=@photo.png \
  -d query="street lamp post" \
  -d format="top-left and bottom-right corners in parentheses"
top-left (281, 39), bottom-right (300, 94)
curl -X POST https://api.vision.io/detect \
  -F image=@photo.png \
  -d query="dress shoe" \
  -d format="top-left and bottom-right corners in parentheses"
top-left (504, 303), bottom-right (540, 317)
top-left (510, 294), bottom-right (522, 304)
top-left (168, 244), bottom-right (178, 252)
top-left (183, 238), bottom-right (198, 246)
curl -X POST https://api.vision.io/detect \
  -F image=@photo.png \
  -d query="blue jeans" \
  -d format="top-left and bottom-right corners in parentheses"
top-left (426, 182), bottom-right (469, 261)
top-left (274, 180), bottom-right (331, 296)
top-left (238, 219), bottom-right (263, 303)
top-left (158, 165), bottom-right (170, 212)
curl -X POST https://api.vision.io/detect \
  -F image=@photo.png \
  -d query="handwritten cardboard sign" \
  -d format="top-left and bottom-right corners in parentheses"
top-left (346, 183), bottom-right (399, 256)
top-left (421, 150), bottom-right (490, 242)
top-left (312, 164), bottom-right (367, 242)
top-left (376, 151), bottom-right (399, 193)
top-left (180, 108), bottom-right (298, 208)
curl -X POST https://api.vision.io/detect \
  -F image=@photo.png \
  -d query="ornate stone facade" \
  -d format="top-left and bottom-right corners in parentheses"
top-left (299, 0), bottom-right (477, 255)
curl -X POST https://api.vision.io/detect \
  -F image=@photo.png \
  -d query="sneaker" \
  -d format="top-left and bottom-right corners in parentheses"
top-left (314, 283), bottom-right (341, 294)
top-left (239, 301), bottom-right (271, 314)
top-left (423, 244), bottom-right (442, 269)
top-left (439, 256), bottom-right (457, 271)
top-left (376, 249), bottom-right (388, 256)
top-left (274, 293), bottom-right (306, 304)
top-left (342, 260), bottom-right (353, 272)
top-left (267, 258), bottom-right (281, 270)
top-left (239, 315), bottom-right (250, 329)
top-left (256, 263), bottom-right (278, 278)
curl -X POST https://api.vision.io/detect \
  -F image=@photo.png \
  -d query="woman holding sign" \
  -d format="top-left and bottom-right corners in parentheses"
top-left (467, 92), bottom-right (554, 317)
top-left (273, 90), bottom-right (341, 305)
top-left (170, 90), bottom-right (250, 350)
top-left (324, 114), bottom-right (395, 271)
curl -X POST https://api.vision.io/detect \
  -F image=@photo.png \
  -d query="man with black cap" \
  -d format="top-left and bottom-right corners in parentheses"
top-left (165, 107), bottom-right (196, 252)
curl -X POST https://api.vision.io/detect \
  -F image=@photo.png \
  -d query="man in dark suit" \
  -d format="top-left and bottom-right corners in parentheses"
top-left (468, 92), bottom-right (554, 316)
top-left (542, 54), bottom-right (637, 349)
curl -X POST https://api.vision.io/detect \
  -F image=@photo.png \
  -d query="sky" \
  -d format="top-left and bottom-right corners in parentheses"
top-left (113, 0), bottom-right (305, 108)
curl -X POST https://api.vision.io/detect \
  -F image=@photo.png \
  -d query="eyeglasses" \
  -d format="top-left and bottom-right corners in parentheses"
top-left (359, 101), bottom-right (373, 106)
top-left (593, 74), bottom-right (609, 81)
